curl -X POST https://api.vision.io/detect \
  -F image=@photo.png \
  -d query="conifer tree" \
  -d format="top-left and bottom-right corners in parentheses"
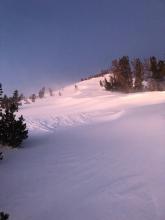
top-left (150, 56), bottom-right (158, 79)
top-left (107, 56), bottom-right (133, 92)
top-left (30, 94), bottom-right (36, 102)
top-left (1, 95), bottom-right (8, 109)
top-left (118, 56), bottom-right (133, 92)
top-left (0, 84), bottom-right (28, 148)
top-left (13, 90), bottom-right (19, 102)
top-left (133, 58), bottom-right (144, 91)
top-left (1, 90), bottom-right (22, 112)
top-left (1, 104), bottom-right (28, 147)
top-left (0, 212), bottom-right (9, 220)
top-left (143, 58), bottom-right (151, 79)
top-left (49, 88), bottom-right (53, 96)
top-left (39, 87), bottom-right (46, 98)
top-left (111, 59), bottom-right (120, 75)
top-left (157, 60), bottom-right (165, 80)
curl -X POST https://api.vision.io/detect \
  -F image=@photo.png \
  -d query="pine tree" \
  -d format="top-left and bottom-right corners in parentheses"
top-left (30, 94), bottom-right (36, 102)
top-left (13, 90), bottom-right (19, 102)
top-left (111, 59), bottom-right (123, 91)
top-left (143, 58), bottom-right (151, 79)
top-left (118, 56), bottom-right (133, 92)
top-left (150, 56), bottom-right (158, 79)
top-left (39, 87), bottom-right (46, 98)
top-left (49, 88), bottom-right (53, 96)
top-left (1, 104), bottom-right (28, 147)
top-left (108, 56), bottom-right (133, 92)
top-left (0, 212), bottom-right (9, 220)
top-left (0, 84), bottom-right (28, 148)
top-left (1, 90), bottom-right (21, 112)
top-left (133, 58), bottom-right (144, 91)
top-left (157, 60), bottom-right (165, 80)
top-left (12, 90), bottom-right (22, 109)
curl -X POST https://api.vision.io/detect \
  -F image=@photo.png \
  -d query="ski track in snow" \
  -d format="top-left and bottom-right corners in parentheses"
top-left (25, 110), bottom-right (124, 132)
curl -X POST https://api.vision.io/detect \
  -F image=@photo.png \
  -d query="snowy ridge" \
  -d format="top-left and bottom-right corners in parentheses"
top-left (21, 76), bottom-right (165, 132)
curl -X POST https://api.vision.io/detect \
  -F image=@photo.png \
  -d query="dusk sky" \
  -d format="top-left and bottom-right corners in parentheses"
top-left (0, 0), bottom-right (165, 95)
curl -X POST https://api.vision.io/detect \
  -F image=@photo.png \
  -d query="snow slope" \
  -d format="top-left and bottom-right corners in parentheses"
top-left (21, 76), bottom-right (165, 131)
top-left (1, 76), bottom-right (165, 220)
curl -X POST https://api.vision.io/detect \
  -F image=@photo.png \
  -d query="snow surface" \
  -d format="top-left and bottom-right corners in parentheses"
top-left (1, 76), bottom-right (165, 220)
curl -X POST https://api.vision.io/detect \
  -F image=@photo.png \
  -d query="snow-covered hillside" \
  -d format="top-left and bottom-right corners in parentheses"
top-left (1, 76), bottom-right (165, 220)
top-left (22, 76), bottom-right (165, 132)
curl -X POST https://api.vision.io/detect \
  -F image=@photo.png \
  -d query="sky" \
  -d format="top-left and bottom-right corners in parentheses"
top-left (0, 0), bottom-right (165, 95)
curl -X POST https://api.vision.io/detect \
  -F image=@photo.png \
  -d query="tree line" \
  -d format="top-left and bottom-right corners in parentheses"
top-left (27, 87), bottom-right (61, 103)
top-left (99, 56), bottom-right (165, 93)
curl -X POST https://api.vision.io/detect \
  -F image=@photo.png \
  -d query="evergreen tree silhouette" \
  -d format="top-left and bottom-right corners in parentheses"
top-left (150, 56), bottom-right (158, 79)
top-left (49, 88), bottom-right (53, 96)
top-left (0, 212), bottom-right (9, 220)
top-left (1, 104), bottom-right (28, 147)
top-left (133, 58), bottom-right (144, 91)
top-left (30, 94), bottom-right (36, 102)
top-left (39, 87), bottom-right (46, 98)
top-left (157, 60), bottom-right (165, 80)
top-left (0, 84), bottom-right (28, 148)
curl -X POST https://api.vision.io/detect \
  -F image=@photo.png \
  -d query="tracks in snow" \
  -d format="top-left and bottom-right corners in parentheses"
top-left (26, 110), bottom-right (124, 132)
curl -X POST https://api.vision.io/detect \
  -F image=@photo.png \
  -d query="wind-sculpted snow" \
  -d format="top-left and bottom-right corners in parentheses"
top-left (25, 110), bottom-right (124, 132)
top-left (20, 76), bottom-right (165, 132)
top-left (1, 76), bottom-right (165, 220)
